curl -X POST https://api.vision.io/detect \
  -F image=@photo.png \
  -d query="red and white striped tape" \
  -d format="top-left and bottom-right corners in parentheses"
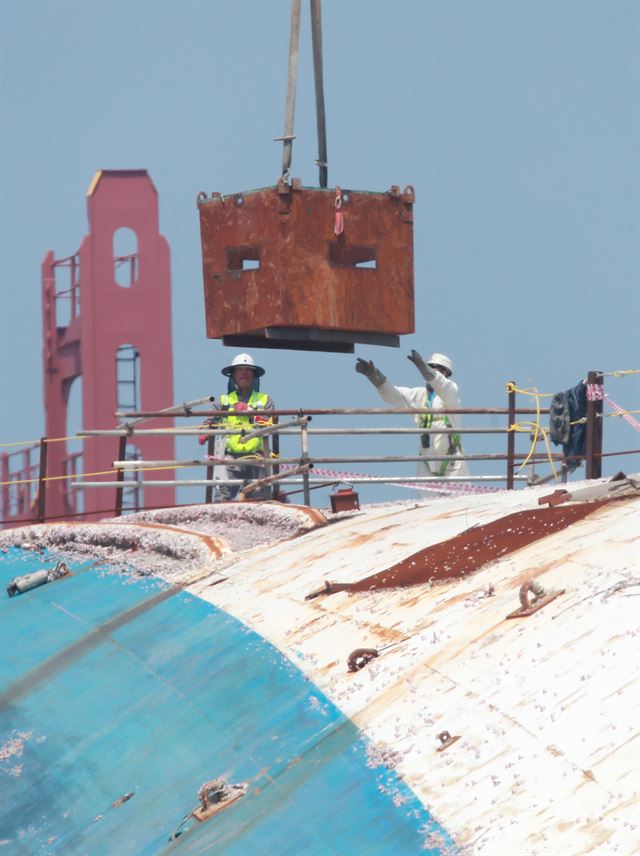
top-left (586, 383), bottom-right (605, 401)
top-left (280, 463), bottom-right (500, 496)
top-left (605, 394), bottom-right (640, 433)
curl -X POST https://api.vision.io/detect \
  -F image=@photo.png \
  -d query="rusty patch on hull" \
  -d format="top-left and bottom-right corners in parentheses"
top-left (314, 499), bottom-right (620, 595)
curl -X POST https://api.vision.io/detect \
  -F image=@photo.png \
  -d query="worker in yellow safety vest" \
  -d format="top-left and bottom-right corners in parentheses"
top-left (355, 350), bottom-right (469, 490)
top-left (199, 353), bottom-right (275, 500)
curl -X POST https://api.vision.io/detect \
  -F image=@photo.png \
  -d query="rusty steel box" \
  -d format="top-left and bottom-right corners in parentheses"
top-left (197, 180), bottom-right (415, 353)
top-left (330, 488), bottom-right (360, 513)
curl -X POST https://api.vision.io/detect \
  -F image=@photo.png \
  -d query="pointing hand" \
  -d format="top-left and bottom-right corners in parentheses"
top-left (407, 349), bottom-right (435, 382)
top-left (355, 358), bottom-right (386, 388)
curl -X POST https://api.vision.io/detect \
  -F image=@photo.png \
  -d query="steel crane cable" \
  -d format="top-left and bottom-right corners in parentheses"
top-left (310, 0), bottom-right (328, 188)
top-left (279, 0), bottom-right (328, 188)
top-left (281, 0), bottom-right (301, 179)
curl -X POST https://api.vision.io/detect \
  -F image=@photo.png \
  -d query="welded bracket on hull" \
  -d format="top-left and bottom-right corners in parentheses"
top-left (436, 731), bottom-right (460, 752)
top-left (506, 578), bottom-right (565, 619)
top-left (170, 778), bottom-right (248, 840)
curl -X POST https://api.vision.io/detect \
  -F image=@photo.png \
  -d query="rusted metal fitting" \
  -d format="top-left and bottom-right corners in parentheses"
top-left (277, 176), bottom-right (291, 195)
top-left (506, 577), bottom-right (565, 619)
top-left (347, 647), bottom-right (379, 672)
top-left (401, 185), bottom-right (415, 222)
top-left (520, 579), bottom-right (545, 609)
top-left (436, 731), bottom-right (460, 752)
top-left (196, 191), bottom-right (208, 206)
top-left (276, 176), bottom-right (292, 214)
top-left (330, 486), bottom-right (360, 514)
top-left (7, 560), bottom-right (71, 597)
top-left (388, 184), bottom-right (401, 197)
top-left (402, 184), bottom-right (415, 204)
top-left (305, 580), bottom-right (335, 600)
top-left (291, 177), bottom-right (303, 191)
top-left (192, 778), bottom-right (247, 822)
top-left (538, 489), bottom-right (570, 507)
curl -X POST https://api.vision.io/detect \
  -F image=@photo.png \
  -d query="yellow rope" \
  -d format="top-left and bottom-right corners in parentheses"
top-left (0, 462), bottom-right (192, 488)
top-left (0, 469), bottom-right (119, 487)
top-left (0, 435), bottom-right (83, 449)
top-left (509, 421), bottom-right (558, 477)
top-left (505, 382), bottom-right (554, 399)
top-left (507, 383), bottom-right (557, 475)
top-left (602, 369), bottom-right (640, 377)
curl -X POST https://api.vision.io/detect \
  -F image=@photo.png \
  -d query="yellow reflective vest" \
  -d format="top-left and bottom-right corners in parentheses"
top-left (220, 390), bottom-right (270, 456)
top-left (420, 389), bottom-right (463, 476)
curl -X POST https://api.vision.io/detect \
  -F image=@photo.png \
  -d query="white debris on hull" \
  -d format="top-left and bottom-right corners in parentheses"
top-left (186, 477), bottom-right (640, 856)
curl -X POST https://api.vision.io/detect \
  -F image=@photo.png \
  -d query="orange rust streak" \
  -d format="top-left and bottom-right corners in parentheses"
top-left (337, 500), bottom-right (614, 593)
top-left (119, 521), bottom-right (226, 558)
top-left (53, 520), bottom-right (227, 559)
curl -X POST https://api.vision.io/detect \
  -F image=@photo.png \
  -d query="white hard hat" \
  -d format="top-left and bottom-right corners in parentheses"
top-left (427, 352), bottom-right (453, 376)
top-left (221, 352), bottom-right (265, 378)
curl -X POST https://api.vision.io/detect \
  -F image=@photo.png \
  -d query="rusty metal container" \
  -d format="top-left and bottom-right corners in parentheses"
top-left (197, 180), bottom-right (415, 353)
top-left (330, 487), bottom-right (360, 513)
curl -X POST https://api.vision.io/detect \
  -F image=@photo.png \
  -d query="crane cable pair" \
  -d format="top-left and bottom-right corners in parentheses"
top-left (278, 0), bottom-right (328, 188)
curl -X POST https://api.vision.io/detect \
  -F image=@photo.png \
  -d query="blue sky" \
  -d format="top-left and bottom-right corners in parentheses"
top-left (1, 0), bottom-right (638, 503)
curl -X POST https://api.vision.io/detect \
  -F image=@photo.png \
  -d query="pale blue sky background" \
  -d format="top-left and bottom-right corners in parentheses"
top-left (1, 0), bottom-right (638, 504)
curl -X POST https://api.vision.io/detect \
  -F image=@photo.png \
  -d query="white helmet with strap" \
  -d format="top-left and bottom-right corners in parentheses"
top-left (221, 352), bottom-right (265, 378)
top-left (427, 352), bottom-right (453, 376)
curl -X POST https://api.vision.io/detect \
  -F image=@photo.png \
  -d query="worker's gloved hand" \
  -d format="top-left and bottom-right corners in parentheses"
top-left (233, 401), bottom-right (248, 412)
top-left (407, 349), bottom-right (436, 382)
top-left (355, 358), bottom-right (386, 388)
top-left (198, 434), bottom-right (208, 446)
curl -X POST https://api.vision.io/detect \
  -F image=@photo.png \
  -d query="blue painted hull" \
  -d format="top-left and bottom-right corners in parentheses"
top-left (1, 551), bottom-right (455, 855)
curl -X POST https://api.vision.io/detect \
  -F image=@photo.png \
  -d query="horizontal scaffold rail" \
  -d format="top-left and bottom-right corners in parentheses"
top-left (82, 426), bottom-right (513, 437)
top-left (112, 451), bottom-right (571, 468)
top-left (73, 475), bottom-right (528, 489)
top-left (115, 406), bottom-right (550, 418)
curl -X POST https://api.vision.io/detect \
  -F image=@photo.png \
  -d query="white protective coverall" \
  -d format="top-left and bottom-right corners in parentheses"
top-left (376, 371), bottom-right (469, 480)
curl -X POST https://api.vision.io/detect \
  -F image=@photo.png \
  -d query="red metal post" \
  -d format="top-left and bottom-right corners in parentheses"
top-left (205, 436), bottom-right (215, 504)
top-left (507, 382), bottom-right (516, 490)
top-left (585, 370), bottom-right (604, 479)
top-left (1, 452), bottom-right (10, 524)
top-left (114, 435), bottom-right (127, 517)
top-left (37, 438), bottom-right (48, 524)
top-left (271, 416), bottom-right (280, 500)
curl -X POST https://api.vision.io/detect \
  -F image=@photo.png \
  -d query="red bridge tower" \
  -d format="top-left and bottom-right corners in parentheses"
top-left (40, 169), bottom-right (175, 520)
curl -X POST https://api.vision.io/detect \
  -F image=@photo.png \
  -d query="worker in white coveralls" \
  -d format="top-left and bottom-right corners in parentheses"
top-left (355, 350), bottom-right (469, 486)
top-left (199, 353), bottom-right (275, 500)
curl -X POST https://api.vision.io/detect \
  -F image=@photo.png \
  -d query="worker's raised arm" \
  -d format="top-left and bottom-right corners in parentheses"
top-left (355, 358), bottom-right (386, 388)
top-left (427, 370), bottom-right (462, 410)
